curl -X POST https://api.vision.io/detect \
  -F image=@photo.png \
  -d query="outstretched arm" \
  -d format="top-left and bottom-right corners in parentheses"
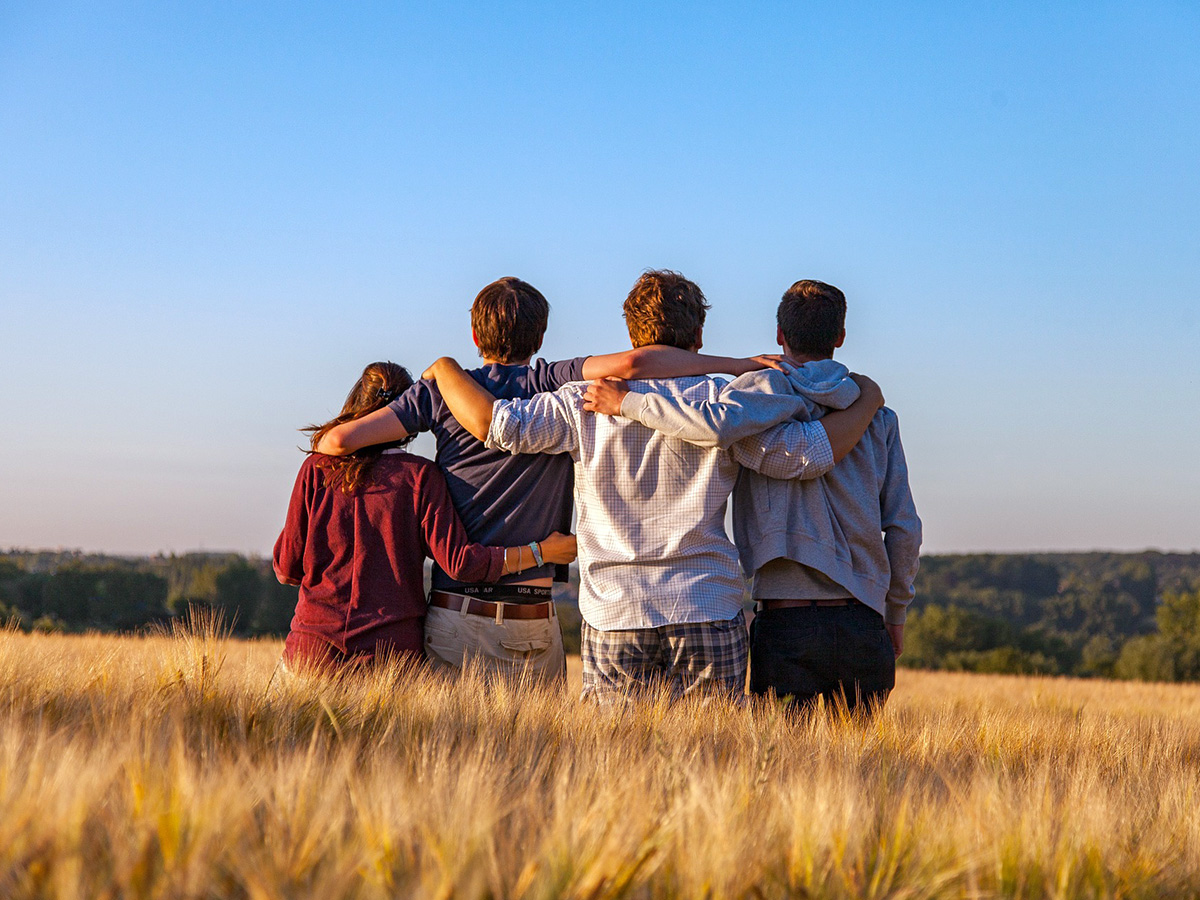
top-left (584, 371), bottom-right (884, 479)
top-left (727, 389), bottom-right (878, 480)
top-left (487, 389), bottom-right (580, 456)
top-left (417, 463), bottom-right (579, 581)
top-left (423, 357), bottom-right (498, 442)
top-left (585, 369), bottom-right (827, 449)
top-left (723, 379), bottom-right (884, 477)
top-left (314, 406), bottom-right (409, 456)
top-left (582, 345), bottom-right (783, 381)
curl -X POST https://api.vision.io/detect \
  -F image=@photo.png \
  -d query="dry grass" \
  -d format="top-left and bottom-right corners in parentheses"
top-left (2, 617), bottom-right (1200, 899)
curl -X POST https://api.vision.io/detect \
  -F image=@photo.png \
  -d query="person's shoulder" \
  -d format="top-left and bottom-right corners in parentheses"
top-left (378, 450), bottom-right (444, 486)
top-left (469, 362), bottom-right (529, 395)
top-left (299, 452), bottom-right (328, 475)
top-left (529, 356), bottom-right (587, 391)
top-left (621, 374), bottom-right (724, 402)
top-left (858, 406), bottom-right (900, 447)
top-left (388, 378), bottom-right (439, 426)
top-left (382, 449), bottom-right (435, 471)
top-left (726, 368), bottom-right (791, 394)
top-left (296, 452), bottom-right (336, 490)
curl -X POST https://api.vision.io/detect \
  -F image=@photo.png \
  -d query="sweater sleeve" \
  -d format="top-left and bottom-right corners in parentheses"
top-left (417, 464), bottom-right (504, 583)
top-left (272, 460), bottom-right (312, 586)
top-left (879, 412), bottom-right (922, 625)
top-left (618, 370), bottom-right (812, 450)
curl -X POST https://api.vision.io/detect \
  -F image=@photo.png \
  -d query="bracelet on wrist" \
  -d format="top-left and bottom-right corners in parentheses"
top-left (529, 541), bottom-right (544, 568)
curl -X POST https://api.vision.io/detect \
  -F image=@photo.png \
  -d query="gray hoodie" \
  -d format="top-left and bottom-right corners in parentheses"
top-left (620, 360), bottom-right (922, 625)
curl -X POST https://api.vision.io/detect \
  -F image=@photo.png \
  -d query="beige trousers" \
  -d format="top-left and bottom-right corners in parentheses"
top-left (423, 602), bottom-right (567, 684)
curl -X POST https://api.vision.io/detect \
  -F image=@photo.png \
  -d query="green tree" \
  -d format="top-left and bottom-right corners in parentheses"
top-left (212, 561), bottom-right (263, 633)
top-left (251, 579), bottom-right (298, 635)
top-left (40, 566), bottom-right (168, 630)
top-left (1115, 588), bottom-right (1200, 682)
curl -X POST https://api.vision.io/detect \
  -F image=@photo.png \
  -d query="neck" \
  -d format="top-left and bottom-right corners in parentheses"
top-left (481, 356), bottom-right (532, 367)
top-left (783, 350), bottom-right (832, 366)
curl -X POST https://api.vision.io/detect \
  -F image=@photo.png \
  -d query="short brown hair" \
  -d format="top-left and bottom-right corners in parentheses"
top-left (622, 270), bottom-right (709, 349)
top-left (471, 277), bottom-right (550, 363)
top-left (777, 280), bottom-right (846, 358)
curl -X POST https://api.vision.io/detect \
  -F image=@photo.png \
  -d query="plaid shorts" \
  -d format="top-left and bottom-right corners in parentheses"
top-left (580, 609), bottom-right (748, 704)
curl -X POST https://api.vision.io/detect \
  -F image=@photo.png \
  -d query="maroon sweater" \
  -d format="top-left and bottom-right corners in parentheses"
top-left (273, 450), bottom-right (503, 660)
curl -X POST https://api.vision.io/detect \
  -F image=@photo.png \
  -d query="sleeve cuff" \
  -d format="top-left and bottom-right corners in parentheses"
top-left (812, 422), bottom-right (835, 475)
top-left (486, 547), bottom-right (506, 582)
top-left (484, 401), bottom-right (515, 452)
top-left (884, 603), bottom-right (907, 626)
top-left (619, 391), bottom-right (648, 422)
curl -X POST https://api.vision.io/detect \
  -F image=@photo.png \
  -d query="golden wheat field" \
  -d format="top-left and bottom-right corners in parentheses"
top-left (3, 619), bottom-right (1200, 900)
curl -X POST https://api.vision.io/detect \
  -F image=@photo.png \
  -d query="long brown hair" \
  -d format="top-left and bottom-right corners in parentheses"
top-left (304, 361), bottom-right (414, 493)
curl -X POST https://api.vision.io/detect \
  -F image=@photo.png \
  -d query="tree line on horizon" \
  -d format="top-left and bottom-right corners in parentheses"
top-left (2, 548), bottom-right (1199, 683)
top-left (0, 550), bottom-right (297, 638)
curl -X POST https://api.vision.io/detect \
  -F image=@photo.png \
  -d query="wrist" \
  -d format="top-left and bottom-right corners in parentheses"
top-left (618, 390), bottom-right (642, 421)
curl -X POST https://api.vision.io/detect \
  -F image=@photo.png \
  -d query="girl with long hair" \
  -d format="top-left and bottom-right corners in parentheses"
top-left (273, 361), bottom-right (576, 672)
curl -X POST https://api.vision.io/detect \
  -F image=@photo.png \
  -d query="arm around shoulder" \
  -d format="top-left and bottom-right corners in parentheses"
top-left (423, 357), bottom-right (496, 442)
top-left (621, 369), bottom-right (812, 449)
top-left (581, 345), bottom-right (782, 381)
top-left (486, 388), bottom-right (580, 456)
top-left (314, 406), bottom-right (409, 456)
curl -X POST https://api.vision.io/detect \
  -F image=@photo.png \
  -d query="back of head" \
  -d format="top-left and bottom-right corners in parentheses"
top-left (471, 277), bottom-right (550, 363)
top-left (623, 270), bottom-right (709, 349)
top-left (777, 280), bottom-right (846, 358)
top-left (305, 361), bottom-right (415, 492)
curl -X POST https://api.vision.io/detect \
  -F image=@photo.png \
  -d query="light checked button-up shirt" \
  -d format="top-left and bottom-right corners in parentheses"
top-left (486, 375), bottom-right (834, 631)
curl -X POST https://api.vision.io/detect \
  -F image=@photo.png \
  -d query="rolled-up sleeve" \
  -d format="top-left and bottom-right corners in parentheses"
top-left (729, 419), bottom-right (835, 481)
top-left (486, 390), bottom-right (579, 456)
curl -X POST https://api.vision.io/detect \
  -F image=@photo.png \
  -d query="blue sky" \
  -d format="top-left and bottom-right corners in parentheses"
top-left (1, 2), bottom-right (1197, 555)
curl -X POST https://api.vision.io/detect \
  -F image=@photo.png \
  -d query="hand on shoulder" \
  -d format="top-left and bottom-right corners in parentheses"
top-left (583, 378), bottom-right (629, 417)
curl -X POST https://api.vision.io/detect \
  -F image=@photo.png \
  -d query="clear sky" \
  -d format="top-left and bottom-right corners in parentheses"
top-left (2, 2), bottom-right (1197, 557)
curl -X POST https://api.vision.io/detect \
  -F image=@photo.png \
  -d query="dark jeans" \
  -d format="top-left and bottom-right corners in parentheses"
top-left (749, 602), bottom-right (895, 714)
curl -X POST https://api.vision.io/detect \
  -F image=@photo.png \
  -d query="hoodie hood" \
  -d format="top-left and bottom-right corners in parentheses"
top-left (778, 358), bottom-right (859, 418)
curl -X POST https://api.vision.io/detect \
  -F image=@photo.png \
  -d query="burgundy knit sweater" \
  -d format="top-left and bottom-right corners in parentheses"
top-left (273, 450), bottom-right (503, 660)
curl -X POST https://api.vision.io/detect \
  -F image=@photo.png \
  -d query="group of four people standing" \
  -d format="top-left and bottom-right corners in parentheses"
top-left (274, 271), bottom-right (921, 712)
